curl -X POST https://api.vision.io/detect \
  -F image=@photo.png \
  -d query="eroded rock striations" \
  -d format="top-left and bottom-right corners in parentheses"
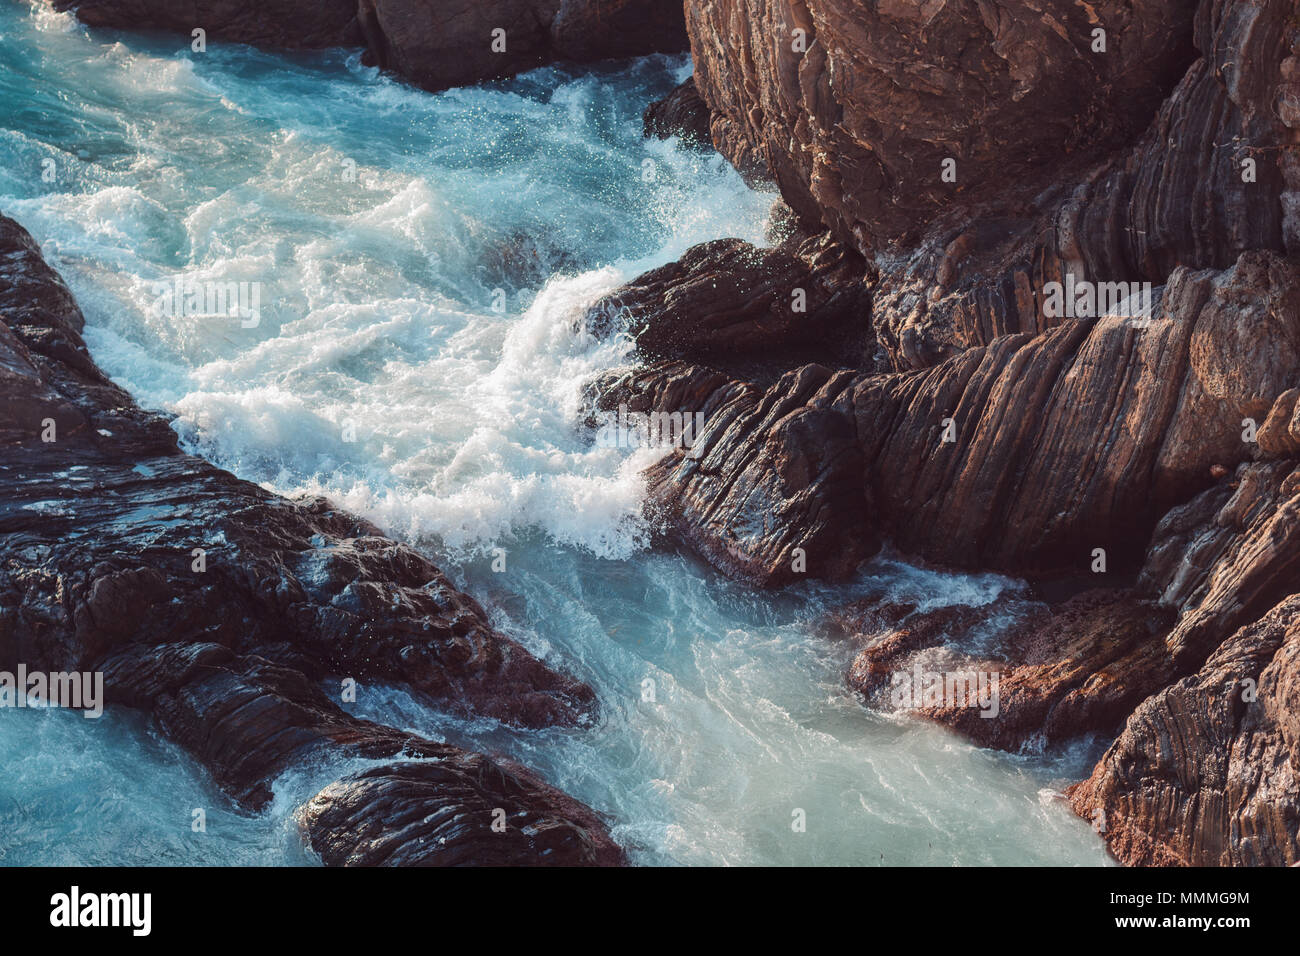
top-left (56, 0), bottom-right (688, 92)
top-left (582, 0), bottom-right (1300, 863)
top-left (0, 212), bottom-right (622, 865)
top-left (686, 0), bottom-right (1202, 253)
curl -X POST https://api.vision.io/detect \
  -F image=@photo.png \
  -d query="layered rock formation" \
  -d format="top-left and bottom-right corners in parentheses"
top-left (55, 0), bottom-right (688, 92)
top-left (686, 0), bottom-right (1202, 253)
top-left (580, 0), bottom-right (1300, 864)
top-left (587, 251), bottom-right (1300, 586)
top-left (303, 760), bottom-right (624, 866)
top-left (0, 213), bottom-right (621, 865)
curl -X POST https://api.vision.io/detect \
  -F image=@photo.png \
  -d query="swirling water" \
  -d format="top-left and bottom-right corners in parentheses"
top-left (0, 1), bottom-right (1111, 865)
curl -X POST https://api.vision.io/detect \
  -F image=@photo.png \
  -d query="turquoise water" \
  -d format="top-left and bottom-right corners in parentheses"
top-left (0, 1), bottom-right (1111, 865)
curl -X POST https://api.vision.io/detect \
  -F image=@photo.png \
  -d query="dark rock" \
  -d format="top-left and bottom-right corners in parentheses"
top-left (643, 76), bottom-right (712, 147)
top-left (0, 211), bottom-right (617, 864)
top-left (580, 233), bottom-right (870, 366)
top-left (59, 0), bottom-right (689, 93)
top-left (59, 0), bottom-right (364, 49)
top-left (302, 760), bottom-right (625, 866)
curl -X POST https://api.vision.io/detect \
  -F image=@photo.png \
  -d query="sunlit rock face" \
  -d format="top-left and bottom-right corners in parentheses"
top-left (685, 0), bottom-right (1201, 254)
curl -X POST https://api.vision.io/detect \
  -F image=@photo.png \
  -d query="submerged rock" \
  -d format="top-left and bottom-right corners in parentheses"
top-left (0, 212), bottom-right (619, 864)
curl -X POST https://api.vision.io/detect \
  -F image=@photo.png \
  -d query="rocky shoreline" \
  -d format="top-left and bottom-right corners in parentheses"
top-left (0, 212), bottom-right (623, 865)
top-left (54, 0), bottom-right (690, 92)
top-left (25, 0), bottom-right (1300, 866)
top-left (582, 0), bottom-right (1298, 866)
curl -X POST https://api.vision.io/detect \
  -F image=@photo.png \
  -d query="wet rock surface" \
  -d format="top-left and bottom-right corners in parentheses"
top-left (302, 760), bottom-right (624, 866)
top-left (580, 232), bottom-right (870, 366)
top-left (643, 76), bottom-right (712, 148)
top-left (590, 0), bottom-right (1300, 864)
top-left (588, 252), bottom-right (1300, 588)
top-left (58, 0), bottom-right (689, 92)
top-left (0, 212), bottom-right (621, 865)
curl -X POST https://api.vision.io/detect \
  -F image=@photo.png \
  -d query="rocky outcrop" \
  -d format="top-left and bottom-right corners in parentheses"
top-left (871, 0), bottom-right (1299, 373)
top-left (588, 250), bottom-right (1300, 586)
top-left (594, 0), bottom-right (1300, 865)
top-left (643, 76), bottom-right (712, 148)
top-left (581, 232), bottom-right (870, 366)
top-left (1070, 592), bottom-right (1300, 867)
top-left (302, 760), bottom-right (625, 866)
top-left (686, 0), bottom-right (1201, 254)
top-left (56, 0), bottom-right (688, 92)
top-left (0, 212), bottom-right (621, 865)
top-left (1061, 460), bottom-right (1300, 865)
top-left (841, 590), bottom-right (1178, 752)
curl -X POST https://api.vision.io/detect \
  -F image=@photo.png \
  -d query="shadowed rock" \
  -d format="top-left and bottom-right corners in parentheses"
top-left (0, 211), bottom-right (618, 864)
top-left (302, 760), bottom-right (625, 866)
top-left (643, 76), bottom-right (712, 148)
top-left (58, 0), bottom-right (689, 93)
top-left (580, 233), bottom-right (870, 366)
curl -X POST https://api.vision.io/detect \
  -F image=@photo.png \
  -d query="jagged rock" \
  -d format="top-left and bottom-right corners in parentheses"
top-left (302, 761), bottom-right (625, 866)
top-left (643, 76), bottom-right (712, 147)
top-left (1057, 461), bottom-right (1300, 865)
top-left (587, 250), bottom-right (1300, 585)
top-left (1140, 460), bottom-right (1300, 674)
top-left (1258, 388), bottom-right (1300, 456)
top-left (589, 359), bottom-right (871, 585)
top-left (685, 0), bottom-right (1200, 254)
top-left (1070, 593), bottom-right (1300, 866)
top-left (683, 0), bottom-right (1297, 374)
top-left (580, 233), bottom-right (869, 365)
top-left (58, 0), bottom-right (688, 93)
top-left (0, 212), bottom-right (617, 864)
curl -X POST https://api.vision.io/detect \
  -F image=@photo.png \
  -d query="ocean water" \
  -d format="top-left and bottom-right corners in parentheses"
top-left (0, 1), bottom-right (1111, 866)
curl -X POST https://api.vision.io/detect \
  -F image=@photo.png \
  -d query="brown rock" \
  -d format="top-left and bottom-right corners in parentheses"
top-left (686, 0), bottom-right (1200, 253)
top-left (0, 212), bottom-right (615, 864)
top-left (302, 760), bottom-right (625, 866)
top-left (580, 233), bottom-right (869, 365)
top-left (1070, 594), bottom-right (1300, 866)
top-left (643, 76), bottom-right (712, 148)
top-left (586, 251), bottom-right (1300, 585)
top-left (58, 0), bottom-right (688, 93)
